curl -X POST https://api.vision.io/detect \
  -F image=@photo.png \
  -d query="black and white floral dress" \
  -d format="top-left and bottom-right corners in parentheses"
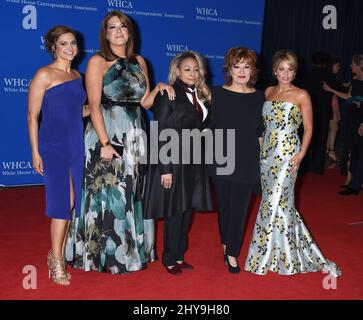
top-left (65, 57), bottom-right (155, 274)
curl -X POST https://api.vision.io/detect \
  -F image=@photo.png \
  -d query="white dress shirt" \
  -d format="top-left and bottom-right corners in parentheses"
top-left (185, 88), bottom-right (208, 121)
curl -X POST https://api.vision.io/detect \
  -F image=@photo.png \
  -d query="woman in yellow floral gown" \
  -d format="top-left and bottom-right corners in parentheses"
top-left (244, 50), bottom-right (341, 277)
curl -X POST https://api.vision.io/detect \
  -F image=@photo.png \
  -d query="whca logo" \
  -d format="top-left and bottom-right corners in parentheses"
top-left (166, 44), bottom-right (189, 52)
top-left (166, 44), bottom-right (189, 57)
top-left (196, 7), bottom-right (218, 16)
top-left (107, 0), bottom-right (133, 9)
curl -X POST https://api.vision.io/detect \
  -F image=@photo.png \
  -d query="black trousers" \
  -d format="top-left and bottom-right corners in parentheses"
top-left (339, 104), bottom-right (361, 174)
top-left (338, 100), bottom-right (352, 174)
top-left (311, 113), bottom-right (330, 174)
top-left (350, 136), bottom-right (363, 191)
top-left (213, 179), bottom-right (253, 257)
top-left (162, 211), bottom-right (192, 267)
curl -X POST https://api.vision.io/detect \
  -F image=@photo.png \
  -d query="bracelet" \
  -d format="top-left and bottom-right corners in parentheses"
top-left (100, 140), bottom-right (111, 147)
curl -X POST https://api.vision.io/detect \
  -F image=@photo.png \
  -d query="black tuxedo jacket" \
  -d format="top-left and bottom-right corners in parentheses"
top-left (142, 83), bottom-right (213, 219)
top-left (152, 84), bottom-right (212, 174)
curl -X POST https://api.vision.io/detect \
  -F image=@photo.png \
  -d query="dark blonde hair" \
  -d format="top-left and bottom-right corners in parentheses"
top-left (44, 25), bottom-right (77, 59)
top-left (223, 47), bottom-right (258, 87)
top-left (352, 54), bottom-right (363, 71)
top-left (168, 50), bottom-right (211, 103)
top-left (99, 10), bottom-right (135, 61)
top-left (272, 49), bottom-right (298, 73)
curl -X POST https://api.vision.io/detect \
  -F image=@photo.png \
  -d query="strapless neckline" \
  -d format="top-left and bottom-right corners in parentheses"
top-left (45, 77), bottom-right (82, 93)
top-left (265, 100), bottom-right (299, 108)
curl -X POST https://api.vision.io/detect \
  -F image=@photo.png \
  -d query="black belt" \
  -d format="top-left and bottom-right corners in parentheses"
top-left (101, 100), bottom-right (140, 110)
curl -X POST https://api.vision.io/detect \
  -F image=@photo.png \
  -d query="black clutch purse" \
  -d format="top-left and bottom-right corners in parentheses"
top-left (96, 142), bottom-right (124, 158)
top-left (111, 143), bottom-right (124, 158)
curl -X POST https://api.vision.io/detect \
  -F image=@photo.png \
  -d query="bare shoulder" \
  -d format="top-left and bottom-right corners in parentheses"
top-left (295, 87), bottom-right (311, 102)
top-left (135, 54), bottom-right (148, 77)
top-left (89, 54), bottom-right (106, 63)
top-left (264, 86), bottom-right (275, 98)
top-left (72, 69), bottom-right (81, 78)
top-left (87, 55), bottom-right (109, 77)
top-left (31, 66), bottom-right (51, 88)
top-left (135, 54), bottom-right (146, 65)
top-left (88, 54), bottom-right (107, 68)
top-left (35, 66), bottom-right (51, 79)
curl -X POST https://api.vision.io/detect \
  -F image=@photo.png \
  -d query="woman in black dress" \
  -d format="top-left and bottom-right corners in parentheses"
top-left (143, 51), bottom-right (213, 275)
top-left (209, 47), bottom-right (264, 273)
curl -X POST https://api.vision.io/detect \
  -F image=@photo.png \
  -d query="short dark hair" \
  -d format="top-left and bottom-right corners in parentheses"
top-left (223, 47), bottom-right (258, 87)
top-left (99, 10), bottom-right (135, 61)
top-left (44, 25), bottom-right (77, 58)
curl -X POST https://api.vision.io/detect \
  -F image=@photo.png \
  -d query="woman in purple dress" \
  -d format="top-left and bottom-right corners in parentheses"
top-left (28, 26), bottom-right (88, 285)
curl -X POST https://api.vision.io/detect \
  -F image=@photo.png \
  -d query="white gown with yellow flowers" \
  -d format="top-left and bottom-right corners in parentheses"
top-left (244, 100), bottom-right (341, 277)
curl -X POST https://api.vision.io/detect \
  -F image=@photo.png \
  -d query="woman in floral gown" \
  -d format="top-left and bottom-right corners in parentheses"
top-left (65, 11), bottom-right (173, 274)
top-left (244, 50), bottom-right (341, 277)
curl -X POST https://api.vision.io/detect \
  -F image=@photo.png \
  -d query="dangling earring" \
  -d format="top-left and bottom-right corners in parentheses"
top-left (52, 51), bottom-right (57, 60)
top-left (272, 72), bottom-right (277, 79)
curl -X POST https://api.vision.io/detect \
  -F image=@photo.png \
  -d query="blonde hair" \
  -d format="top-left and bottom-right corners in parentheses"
top-left (272, 49), bottom-right (298, 73)
top-left (168, 51), bottom-right (211, 103)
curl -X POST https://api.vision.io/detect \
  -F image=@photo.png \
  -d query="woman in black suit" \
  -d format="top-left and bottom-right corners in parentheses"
top-left (209, 47), bottom-right (264, 274)
top-left (143, 51), bottom-right (213, 275)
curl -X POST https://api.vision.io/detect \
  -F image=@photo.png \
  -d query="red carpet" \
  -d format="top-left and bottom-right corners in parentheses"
top-left (0, 169), bottom-right (362, 300)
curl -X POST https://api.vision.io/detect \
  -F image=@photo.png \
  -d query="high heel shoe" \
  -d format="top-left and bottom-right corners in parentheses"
top-left (176, 261), bottom-right (194, 270)
top-left (225, 256), bottom-right (240, 274)
top-left (164, 265), bottom-right (182, 276)
top-left (338, 187), bottom-right (359, 196)
top-left (223, 253), bottom-right (228, 264)
top-left (326, 149), bottom-right (339, 162)
top-left (63, 258), bottom-right (71, 280)
top-left (47, 250), bottom-right (70, 285)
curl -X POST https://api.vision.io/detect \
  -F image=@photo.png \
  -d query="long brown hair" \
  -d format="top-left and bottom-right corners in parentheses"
top-left (99, 10), bottom-right (135, 61)
top-left (168, 51), bottom-right (211, 103)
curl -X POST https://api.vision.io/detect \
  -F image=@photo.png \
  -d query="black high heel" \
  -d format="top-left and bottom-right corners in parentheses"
top-left (223, 253), bottom-right (228, 264)
top-left (338, 187), bottom-right (359, 196)
top-left (164, 265), bottom-right (182, 276)
top-left (225, 256), bottom-right (240, 274)
top-left (326, 148), bottom-right (339, 162)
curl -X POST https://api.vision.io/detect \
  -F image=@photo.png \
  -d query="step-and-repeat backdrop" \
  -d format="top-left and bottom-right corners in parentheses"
top-left (0, 0), bottom-right (265, 186)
